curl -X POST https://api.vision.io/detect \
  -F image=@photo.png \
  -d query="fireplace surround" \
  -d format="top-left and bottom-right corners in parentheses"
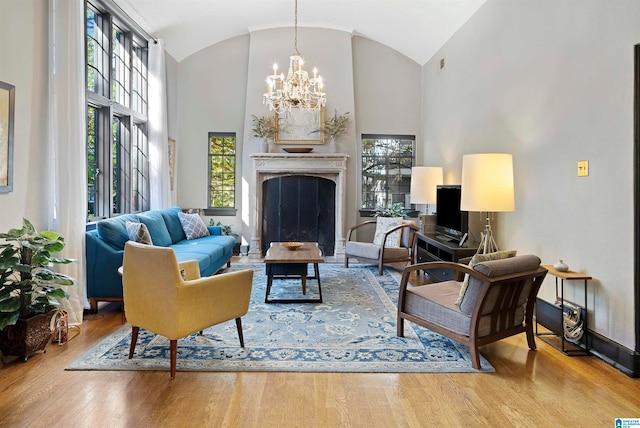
top-left (249, 153), bottom-right (349, 260)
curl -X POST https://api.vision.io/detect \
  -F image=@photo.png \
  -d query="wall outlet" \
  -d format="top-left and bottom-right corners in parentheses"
top-left (578, 160), bottom-right (589, 177)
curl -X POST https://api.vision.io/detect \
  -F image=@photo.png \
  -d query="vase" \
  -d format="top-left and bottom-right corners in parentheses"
top-left (329, 137), bottom-right (336, 153)
top-left (0, 309), bottom-right (56, 361)
top-left (261, 139), bottom-right (270, 153)
top-left (553, 259), bottom-right (569, 272)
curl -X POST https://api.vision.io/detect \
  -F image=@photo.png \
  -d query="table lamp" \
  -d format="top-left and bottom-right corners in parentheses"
top-left (410, 166), bottom-right (443, 233)
top-left (460, 153), bottom-right (514, 253)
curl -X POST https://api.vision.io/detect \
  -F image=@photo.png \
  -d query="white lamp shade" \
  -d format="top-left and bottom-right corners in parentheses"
top-left (410, 167), bottom-right (443, 204)
top-left (460, 153), bottom-right (515, 212)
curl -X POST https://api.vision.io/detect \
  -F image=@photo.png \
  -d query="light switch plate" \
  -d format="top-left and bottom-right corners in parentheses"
top-left (578, 160), bottom-right (589, 177)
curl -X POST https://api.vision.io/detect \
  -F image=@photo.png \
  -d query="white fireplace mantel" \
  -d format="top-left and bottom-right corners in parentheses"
top-left (249, 153), bottom-right (349, 260)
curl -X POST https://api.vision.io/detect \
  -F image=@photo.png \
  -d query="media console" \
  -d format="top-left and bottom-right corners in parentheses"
top-left (415, 232), bottom-right (477, 281)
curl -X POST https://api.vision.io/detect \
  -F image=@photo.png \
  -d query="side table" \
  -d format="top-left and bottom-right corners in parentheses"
top-left (535, 265), bottom-right (591, 356)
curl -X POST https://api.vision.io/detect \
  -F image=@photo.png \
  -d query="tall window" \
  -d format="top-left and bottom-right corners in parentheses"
top-left (207, 133), bottom-right (236, 215)
top-left (361, 134), bottom-right (415, 210)
top-left (85, 1), bottom-right (149, 221)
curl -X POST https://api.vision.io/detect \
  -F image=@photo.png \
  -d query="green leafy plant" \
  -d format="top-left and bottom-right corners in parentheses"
top-left (0, 219), bottom-right (76, 331)
top-left (319, 109), bottom-right (351, 141)
top-left (374, 203), bottom-right (408, 218)
top-left (251, 114), bottom-right (277, 140)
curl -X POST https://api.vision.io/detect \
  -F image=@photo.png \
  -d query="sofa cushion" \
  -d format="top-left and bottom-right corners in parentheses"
top-left (345, 241), bottom-right (409, 261)
top-left (125, 221), bottom-right (153, 245)
top-left (405, 281), bottom-right (471, 336)
top-left (178, 211), bottom-right (210, 240)
top-left (138, 211), bottom-right (173, 247)
top-left (373, 217), bottom-right (403, 247)
top-left (456, 250), bottom-right (517, 306)
top-left (405, 281), bottom-right (526, 337)
top-left (97, 214), bottom-right (140, 250)
top-left (474, 254), bottom-right (542, 277)
top-left (159, 206), bottom-right (187, 244)
top-left (172, 238), bottom-right (226, 271)
top-left (459, 254), bottom-right (542, 316)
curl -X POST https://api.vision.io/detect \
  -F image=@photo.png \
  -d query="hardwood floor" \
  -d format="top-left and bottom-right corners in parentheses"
top-left (1, 264), bottom-right (639, 427)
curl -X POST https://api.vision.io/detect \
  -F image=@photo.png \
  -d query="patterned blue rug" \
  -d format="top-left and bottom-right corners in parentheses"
top-left (67, 264), bottom-right (494, 373)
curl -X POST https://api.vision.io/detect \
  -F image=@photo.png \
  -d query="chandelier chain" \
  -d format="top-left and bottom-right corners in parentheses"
top-left (294, 0), bottom-right (299, 55)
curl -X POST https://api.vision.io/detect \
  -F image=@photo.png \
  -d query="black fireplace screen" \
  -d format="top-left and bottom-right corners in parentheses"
top-left (262, 175), bottom-right (336, 256)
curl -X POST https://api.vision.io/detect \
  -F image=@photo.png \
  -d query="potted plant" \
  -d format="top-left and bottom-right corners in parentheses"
top-left (251, 114), bottom-right (277, 153)
top-left (0, 218), bottom-right (76, 360)
top-left (321, 109), bottom-right (350, 152)
top-left (374, 203), bottom-right (408, 218)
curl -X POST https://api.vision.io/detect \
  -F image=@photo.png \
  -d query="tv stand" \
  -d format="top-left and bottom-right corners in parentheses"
top-left (435, 234), bottom-right (456, 243)
top-left (415, 232), bottom-right (477, 281)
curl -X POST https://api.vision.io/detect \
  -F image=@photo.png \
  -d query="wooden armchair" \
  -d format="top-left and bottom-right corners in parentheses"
top-left (122, 241), bottom-right (253, 379)
top-left (397, 254), bottom-right (548, 369)
top-left (344, 219), bottom-right (419, 275)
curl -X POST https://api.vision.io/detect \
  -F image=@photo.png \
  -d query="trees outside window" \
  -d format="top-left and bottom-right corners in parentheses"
top-left (207, 133), bottom-right (236, 216)
top-left (361, 134), bottom-right (415, 210)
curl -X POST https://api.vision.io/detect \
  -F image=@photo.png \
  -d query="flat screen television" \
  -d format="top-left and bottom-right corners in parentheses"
top-left (435, 185), bottom-right (468, 241)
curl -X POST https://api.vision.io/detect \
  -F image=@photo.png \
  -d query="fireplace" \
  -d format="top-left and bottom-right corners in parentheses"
top-left (262, 175), bottom-right (335, 256)
top-left (249, 153), bottom-right (349, 260)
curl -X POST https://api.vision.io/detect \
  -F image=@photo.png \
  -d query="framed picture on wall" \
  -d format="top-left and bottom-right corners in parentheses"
top-left (275, 107), bottom-right (325, 144)
top-left (0, 81), bottom-right (15, 194)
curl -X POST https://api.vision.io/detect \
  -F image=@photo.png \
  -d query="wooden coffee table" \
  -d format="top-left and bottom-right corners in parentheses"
top-left (264, 242), bottom-right (324, 303)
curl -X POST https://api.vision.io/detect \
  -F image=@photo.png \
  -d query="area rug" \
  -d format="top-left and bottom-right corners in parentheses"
top-left (67, 264), bottom-right (494, 373)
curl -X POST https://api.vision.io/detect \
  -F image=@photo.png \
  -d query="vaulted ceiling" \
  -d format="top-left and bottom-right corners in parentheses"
top-left (114, 0), bottom-right (486, 65)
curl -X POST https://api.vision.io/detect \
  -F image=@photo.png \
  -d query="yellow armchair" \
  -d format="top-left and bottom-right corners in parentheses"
top-left (122, 241), bottom-right (254, 379)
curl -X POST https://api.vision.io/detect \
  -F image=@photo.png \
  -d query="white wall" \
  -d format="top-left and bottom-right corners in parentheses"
top-left (165, 52), bottom-right (179, 205)
top-left (176, 33), bottom-right (250, 228)
top-left (423, 0), bottom-right (640, 348)
top-left (0, 0), bottom-right (49, 231)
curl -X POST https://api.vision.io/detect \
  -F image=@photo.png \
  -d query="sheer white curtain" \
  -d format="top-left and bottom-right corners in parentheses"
top-left (148, 40), bottom-right (172, 209)
top-left (47, 0), bottom-right (87, 325)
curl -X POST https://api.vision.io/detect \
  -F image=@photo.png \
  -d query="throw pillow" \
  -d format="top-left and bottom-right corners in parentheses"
top-left (125, 221), bottom-right (153, 245)
top-left (178, 211), bottom-right (210, 240)
top-left (455, 249), bottom-right (517, 305)
top-left (373, 217), bottom-right (403, 248)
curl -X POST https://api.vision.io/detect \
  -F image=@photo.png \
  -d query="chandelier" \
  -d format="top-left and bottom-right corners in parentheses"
top-left (263, 0), bottom-right (326, 114)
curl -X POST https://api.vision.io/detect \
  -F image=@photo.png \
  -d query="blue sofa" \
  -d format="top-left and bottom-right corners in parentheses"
top-left (85, 206), bottom-right (236, 311)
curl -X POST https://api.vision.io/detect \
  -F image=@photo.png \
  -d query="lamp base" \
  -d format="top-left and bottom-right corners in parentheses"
top-left (420, 214), bottom-right (436, 234)
top-left (477, 222), bottom-right (499, 254)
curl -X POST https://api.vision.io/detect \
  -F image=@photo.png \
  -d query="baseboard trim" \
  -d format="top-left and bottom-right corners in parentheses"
top-left (587, 330), bottom-right (640, 378)
top-left (536, 298), bottom-right (640, 377)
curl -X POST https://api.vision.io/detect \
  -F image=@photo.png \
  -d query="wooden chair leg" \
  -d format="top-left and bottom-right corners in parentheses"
top-left (344, 256), bottom-right (349, 268)
top-left (378, 259), bottom-right (384, 275)
top-left (129, 326), bottom-right (139, 359)
top-left (397, 317), bottom-right (405, 337)
top-left (526, 325), bottom-right (537, 350)
top-left (470, 344), bottom-right (481, 370)
top-left (170, 339), bottom-right (177, 379)
top-left (236, 318), bottom-right (245, 348)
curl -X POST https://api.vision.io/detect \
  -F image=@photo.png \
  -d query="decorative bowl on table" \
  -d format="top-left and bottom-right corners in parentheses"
top-left (281, 242), bottom-right (304, 250)
top-left (282, 148), bottom-right (313, 153)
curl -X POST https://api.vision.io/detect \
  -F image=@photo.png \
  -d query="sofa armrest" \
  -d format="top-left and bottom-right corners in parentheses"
top-left (207, 226), bottom-right (223, 236)
top-left (86, 230), bottom-right (126, 299)
top-left (346, 220), bottom-right (377, 242)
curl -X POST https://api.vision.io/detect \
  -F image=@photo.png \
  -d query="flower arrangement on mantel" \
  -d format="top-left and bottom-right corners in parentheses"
top-left (251, 114), bottom-right (276, 153)
top-left (319, 110), bottom-right (350, 152)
